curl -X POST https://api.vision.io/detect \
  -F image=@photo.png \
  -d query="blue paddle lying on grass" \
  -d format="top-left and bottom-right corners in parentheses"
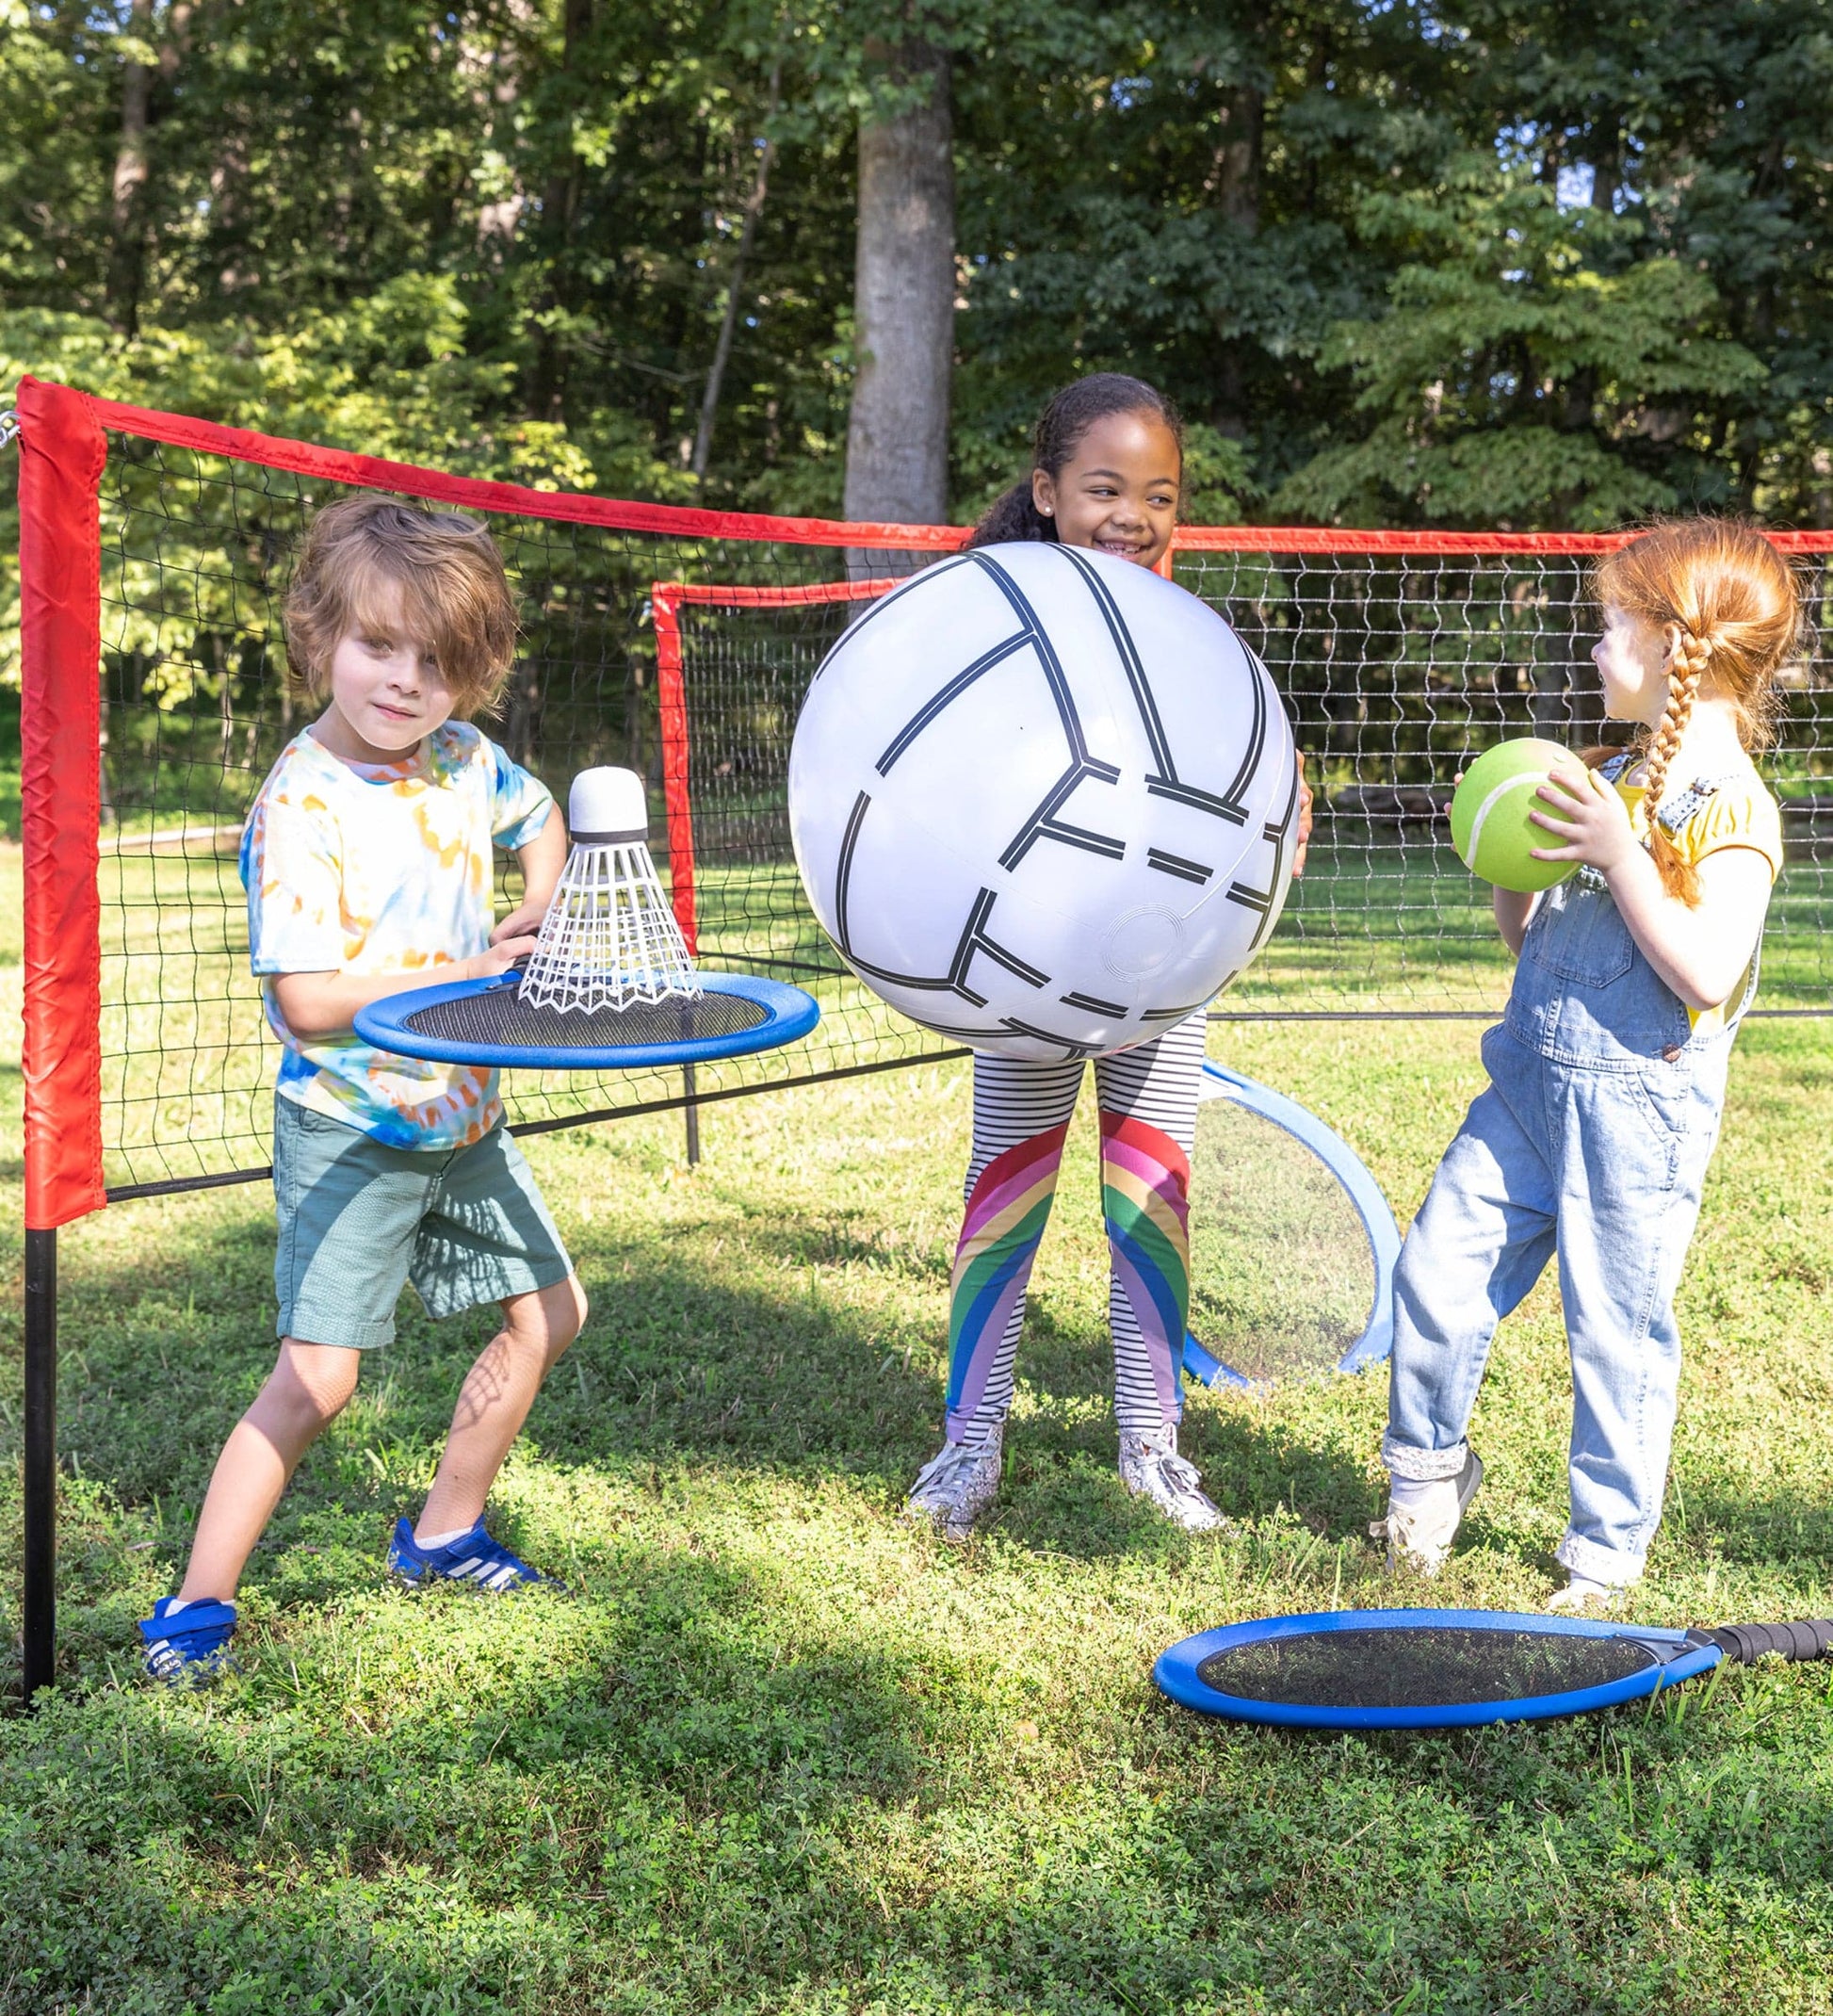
top-left (1156, 1608), bottom-right (1833, 1731)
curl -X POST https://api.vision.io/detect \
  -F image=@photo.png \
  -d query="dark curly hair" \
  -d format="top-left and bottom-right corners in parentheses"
top-left (967, 374), bottom-right (1184, 550)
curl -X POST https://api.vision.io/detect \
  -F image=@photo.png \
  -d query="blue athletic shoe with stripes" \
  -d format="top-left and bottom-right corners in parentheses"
top-left (386, 1517), bottom-right (556, 1593)
top-left (138, 1596), bottom-right (239, 1686)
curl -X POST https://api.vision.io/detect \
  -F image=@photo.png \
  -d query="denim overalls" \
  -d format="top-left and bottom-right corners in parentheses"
top-left (1382, 761), bottom-right (1762, 1586)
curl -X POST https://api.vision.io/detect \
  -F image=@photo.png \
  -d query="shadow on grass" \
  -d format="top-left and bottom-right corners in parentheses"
top-left (30, 1179), bottom-right (1833, 1613)
top-left (6, 1533), bottom-right (933, 2012)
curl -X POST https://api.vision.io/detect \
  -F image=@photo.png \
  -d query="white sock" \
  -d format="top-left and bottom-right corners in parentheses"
top-left (414, 1524), bottom-right (475, 1552)
top-left (162, 1597), bottom-right (192, 1617)
top-left (1388, 1473), bottom-right (1453, 1513)
top-left (1565, 1572), bottom-right (1614, 1604)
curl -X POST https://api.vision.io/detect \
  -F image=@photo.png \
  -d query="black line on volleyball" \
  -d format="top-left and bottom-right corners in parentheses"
top-left (956, 888), bottom-right (1049, 989)
top-left (972, 551), bottom-right (1127, 868)
top-left (830, 789), bottom-right (873, 965)
top-left (1033, 819), bottom-right (1126, 861)
top-left (1145, 777), bottom-right (1250, 826)
top-left (875, 628), bottom-right (1035, 776)
top-left (1225, 757), bottom-right (1301, 951)
top-left (814, 550), bottom-right (978, 675)
top-left (998, 763), bottom-right (1125, 870)
top-left (1057, 542), bottom-right (1257, 829)
top-left (1146, 847), bottom-right (1212, 885)
top-left (916, 1016), bottom-right (1037, 1045)
top-left (1139, 999), bottom-right (1211, 1022)
top-left (999, 1015), bottom-right (1105, 1058)
top-left (1060, 989), bottom-right (1129, 1016)
top-left (832, 804), bottom-right (996, 1005)
top-left (1221, 644), bottom-right (1273, 805)
top-left (1056, 545), bottom-right (1177, 779)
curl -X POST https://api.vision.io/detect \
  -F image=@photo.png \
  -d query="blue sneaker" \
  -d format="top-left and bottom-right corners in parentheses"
top-left (138, 1596), bottom-right (239, 1686)
top-left (386, 1517), bottom-right (557, 1593)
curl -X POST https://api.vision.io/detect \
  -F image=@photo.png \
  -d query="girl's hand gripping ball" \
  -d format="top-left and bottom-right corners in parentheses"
top-left (1450, 739), bottom-right (1584, 892)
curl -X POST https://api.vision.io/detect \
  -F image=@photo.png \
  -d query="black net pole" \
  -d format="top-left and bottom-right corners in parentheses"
top-left (23, 1227), bottom-right (57, 1703)
top-left (682, 1063), bottom-right (702, 1165)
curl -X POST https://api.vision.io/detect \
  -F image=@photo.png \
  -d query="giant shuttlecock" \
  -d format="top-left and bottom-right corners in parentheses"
top-left (518, 767), bottom-right (701, 1013)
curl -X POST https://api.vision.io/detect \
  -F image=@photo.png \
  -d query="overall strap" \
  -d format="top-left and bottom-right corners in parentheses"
top-left (1651, 773), bottom-right (1737, 836)
top-left (1600, 752), bottom-right (1736, 836)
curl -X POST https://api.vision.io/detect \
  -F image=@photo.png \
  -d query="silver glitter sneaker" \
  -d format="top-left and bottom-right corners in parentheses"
top-left (1371, 1447), bottom-right (1484, 1575)
top-left (1117, 1423), bottom-right (1229, 1533)
top-left (903, 1422), bottom-right (1004, 1541)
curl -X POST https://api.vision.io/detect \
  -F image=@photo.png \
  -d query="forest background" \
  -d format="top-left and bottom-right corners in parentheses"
top-left (2, 0), bottom-right (1830, 538)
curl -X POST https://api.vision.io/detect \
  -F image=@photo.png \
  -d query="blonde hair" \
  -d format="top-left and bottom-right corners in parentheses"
top-left (283, 493), bottom-right (520, 717)
top-left (1590, 519), bottom-right (1800, 904)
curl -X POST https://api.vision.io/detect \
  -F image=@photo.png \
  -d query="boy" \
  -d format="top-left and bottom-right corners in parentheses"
top-left (140, 494), bottom-right (589, 1683)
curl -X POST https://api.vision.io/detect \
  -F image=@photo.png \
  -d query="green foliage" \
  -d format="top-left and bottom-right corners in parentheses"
top-left (2, 0), bottom-right (1829, 534)
top-left (1275, 160), bottom-right (1768, 528)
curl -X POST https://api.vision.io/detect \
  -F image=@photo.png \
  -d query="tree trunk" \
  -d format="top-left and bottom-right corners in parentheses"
top-left (692, 57), bottom-right (782, 483)
top-left (1215, 86), bottom-right (1262, 231)
top-left (529, 0), bottom-right (593, 419)
top-left (108, 0), bottom-right (155, 333)
top-left (1209, 86), bottom-right (1262, 434)
top-left (843, 41), bottom-right (954, 536)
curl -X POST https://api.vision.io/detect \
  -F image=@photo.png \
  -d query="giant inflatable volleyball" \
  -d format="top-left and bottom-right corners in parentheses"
top-left (787, 542), bottom-right (1298, 1061)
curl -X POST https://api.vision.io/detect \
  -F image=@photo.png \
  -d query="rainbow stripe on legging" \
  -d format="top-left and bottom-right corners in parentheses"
top-left (944, 1121), bottom-right (1069, 1439)
top-left (1099, 1113), bottom-right (1192, 1425)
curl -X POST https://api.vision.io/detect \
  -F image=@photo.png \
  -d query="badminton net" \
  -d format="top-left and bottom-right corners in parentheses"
top-left (12, 376), bottom-right (1833, 1228)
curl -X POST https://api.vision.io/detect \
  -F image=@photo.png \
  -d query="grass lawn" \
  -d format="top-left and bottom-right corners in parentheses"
top-left (2, 841), bottom-right (1832, 2013)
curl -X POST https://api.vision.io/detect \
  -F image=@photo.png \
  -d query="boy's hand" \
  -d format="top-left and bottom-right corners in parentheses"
top-left (468, 935), bottom-right (539, 980)
top-left (1528, 766), bottom-right (1639, 876)
top-left (491, 901), bottom-right (549, 945)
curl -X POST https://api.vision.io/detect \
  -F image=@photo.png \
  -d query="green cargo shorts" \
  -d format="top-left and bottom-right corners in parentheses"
top-left (273, 1097), bottom-right (575, 1350)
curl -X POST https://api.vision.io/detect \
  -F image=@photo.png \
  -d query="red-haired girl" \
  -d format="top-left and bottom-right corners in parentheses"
top-left (1376, 520), bottom-right (1801, 1607)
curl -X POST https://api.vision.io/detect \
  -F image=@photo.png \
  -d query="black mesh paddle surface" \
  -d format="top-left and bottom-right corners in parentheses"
top-left (403, 989), bottom-right (771, 1049)
top-left (1196, 1624), bottom-right (1661, 1710)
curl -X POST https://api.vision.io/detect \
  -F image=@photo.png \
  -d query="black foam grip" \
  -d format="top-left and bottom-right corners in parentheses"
top-left (1691, 1619), bottom-right (1833, 1666)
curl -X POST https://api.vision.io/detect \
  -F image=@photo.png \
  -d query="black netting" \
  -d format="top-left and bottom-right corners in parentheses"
top-left (1177, 549), bottom-right (1833, 1016)
top-left (82, 431), bottom-right (1833, 1196)
top-left (90, 445), bottom-right (961, 1194)
top-left (1196, 1623), bottom-right (1661, 1709)
top-left (401, 988), bottom-right (770, 1050)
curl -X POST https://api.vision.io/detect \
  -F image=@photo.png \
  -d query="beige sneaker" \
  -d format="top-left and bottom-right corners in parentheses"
top-left (1547, 1572), bottom-right (1623, 1614)
top-left (1371, 1448), bottom-right (1484, 1574)
top-left (904, 1423), bottom-right (1004, 1542)
top-left (1118, 1423), bottom-right (1230, 1533)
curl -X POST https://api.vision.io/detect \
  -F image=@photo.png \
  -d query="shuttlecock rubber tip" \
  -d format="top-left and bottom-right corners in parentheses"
top-left (569, 766), bottom-right (648, 842)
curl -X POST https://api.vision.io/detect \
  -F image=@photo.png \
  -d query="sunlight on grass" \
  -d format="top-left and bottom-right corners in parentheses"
top-left (1, 838), bottom-right (1830, 2011)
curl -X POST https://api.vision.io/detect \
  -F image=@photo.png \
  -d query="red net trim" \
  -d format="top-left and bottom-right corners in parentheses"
top-left (657, 577), bottom-right (904, 608)
top-left (18, 378), bottom-right (108, 1228)
top-left (651, 576), bottom-right (907, 946)
top-left (47, 379), bottom-right (972, 553)
top-left (1170, 525), bottom-right (1833, 556)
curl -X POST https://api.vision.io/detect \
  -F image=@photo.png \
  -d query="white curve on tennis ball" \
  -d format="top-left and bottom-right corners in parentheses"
top-left (1464, 767), bottom-right (1573, 863)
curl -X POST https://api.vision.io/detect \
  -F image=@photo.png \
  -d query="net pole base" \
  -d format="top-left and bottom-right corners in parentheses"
top-left (23, 1227), bottom-right (57, 1705)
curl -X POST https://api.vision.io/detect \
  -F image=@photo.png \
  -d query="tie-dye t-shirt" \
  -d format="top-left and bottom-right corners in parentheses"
top-left (241, 722), bottom-right (554, 1148)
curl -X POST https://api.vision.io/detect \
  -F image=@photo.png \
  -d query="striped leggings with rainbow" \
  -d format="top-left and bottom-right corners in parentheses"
top-left (944, 1010), bottom-right (1207, 1447)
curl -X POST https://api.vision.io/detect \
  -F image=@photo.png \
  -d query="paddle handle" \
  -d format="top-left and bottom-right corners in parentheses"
top-left (1685, 1619), bottom-right (1833, 1665)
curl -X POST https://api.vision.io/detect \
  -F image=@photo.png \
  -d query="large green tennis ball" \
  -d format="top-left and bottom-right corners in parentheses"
top-left (1450, 739), bottom-right (1584, 892)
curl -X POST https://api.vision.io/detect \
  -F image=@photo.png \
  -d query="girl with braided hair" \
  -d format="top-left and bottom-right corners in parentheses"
top-left (902, 373), bottom-right (1313, 1538)
top-left (1372, 520), bottom-right (1801, 1608)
